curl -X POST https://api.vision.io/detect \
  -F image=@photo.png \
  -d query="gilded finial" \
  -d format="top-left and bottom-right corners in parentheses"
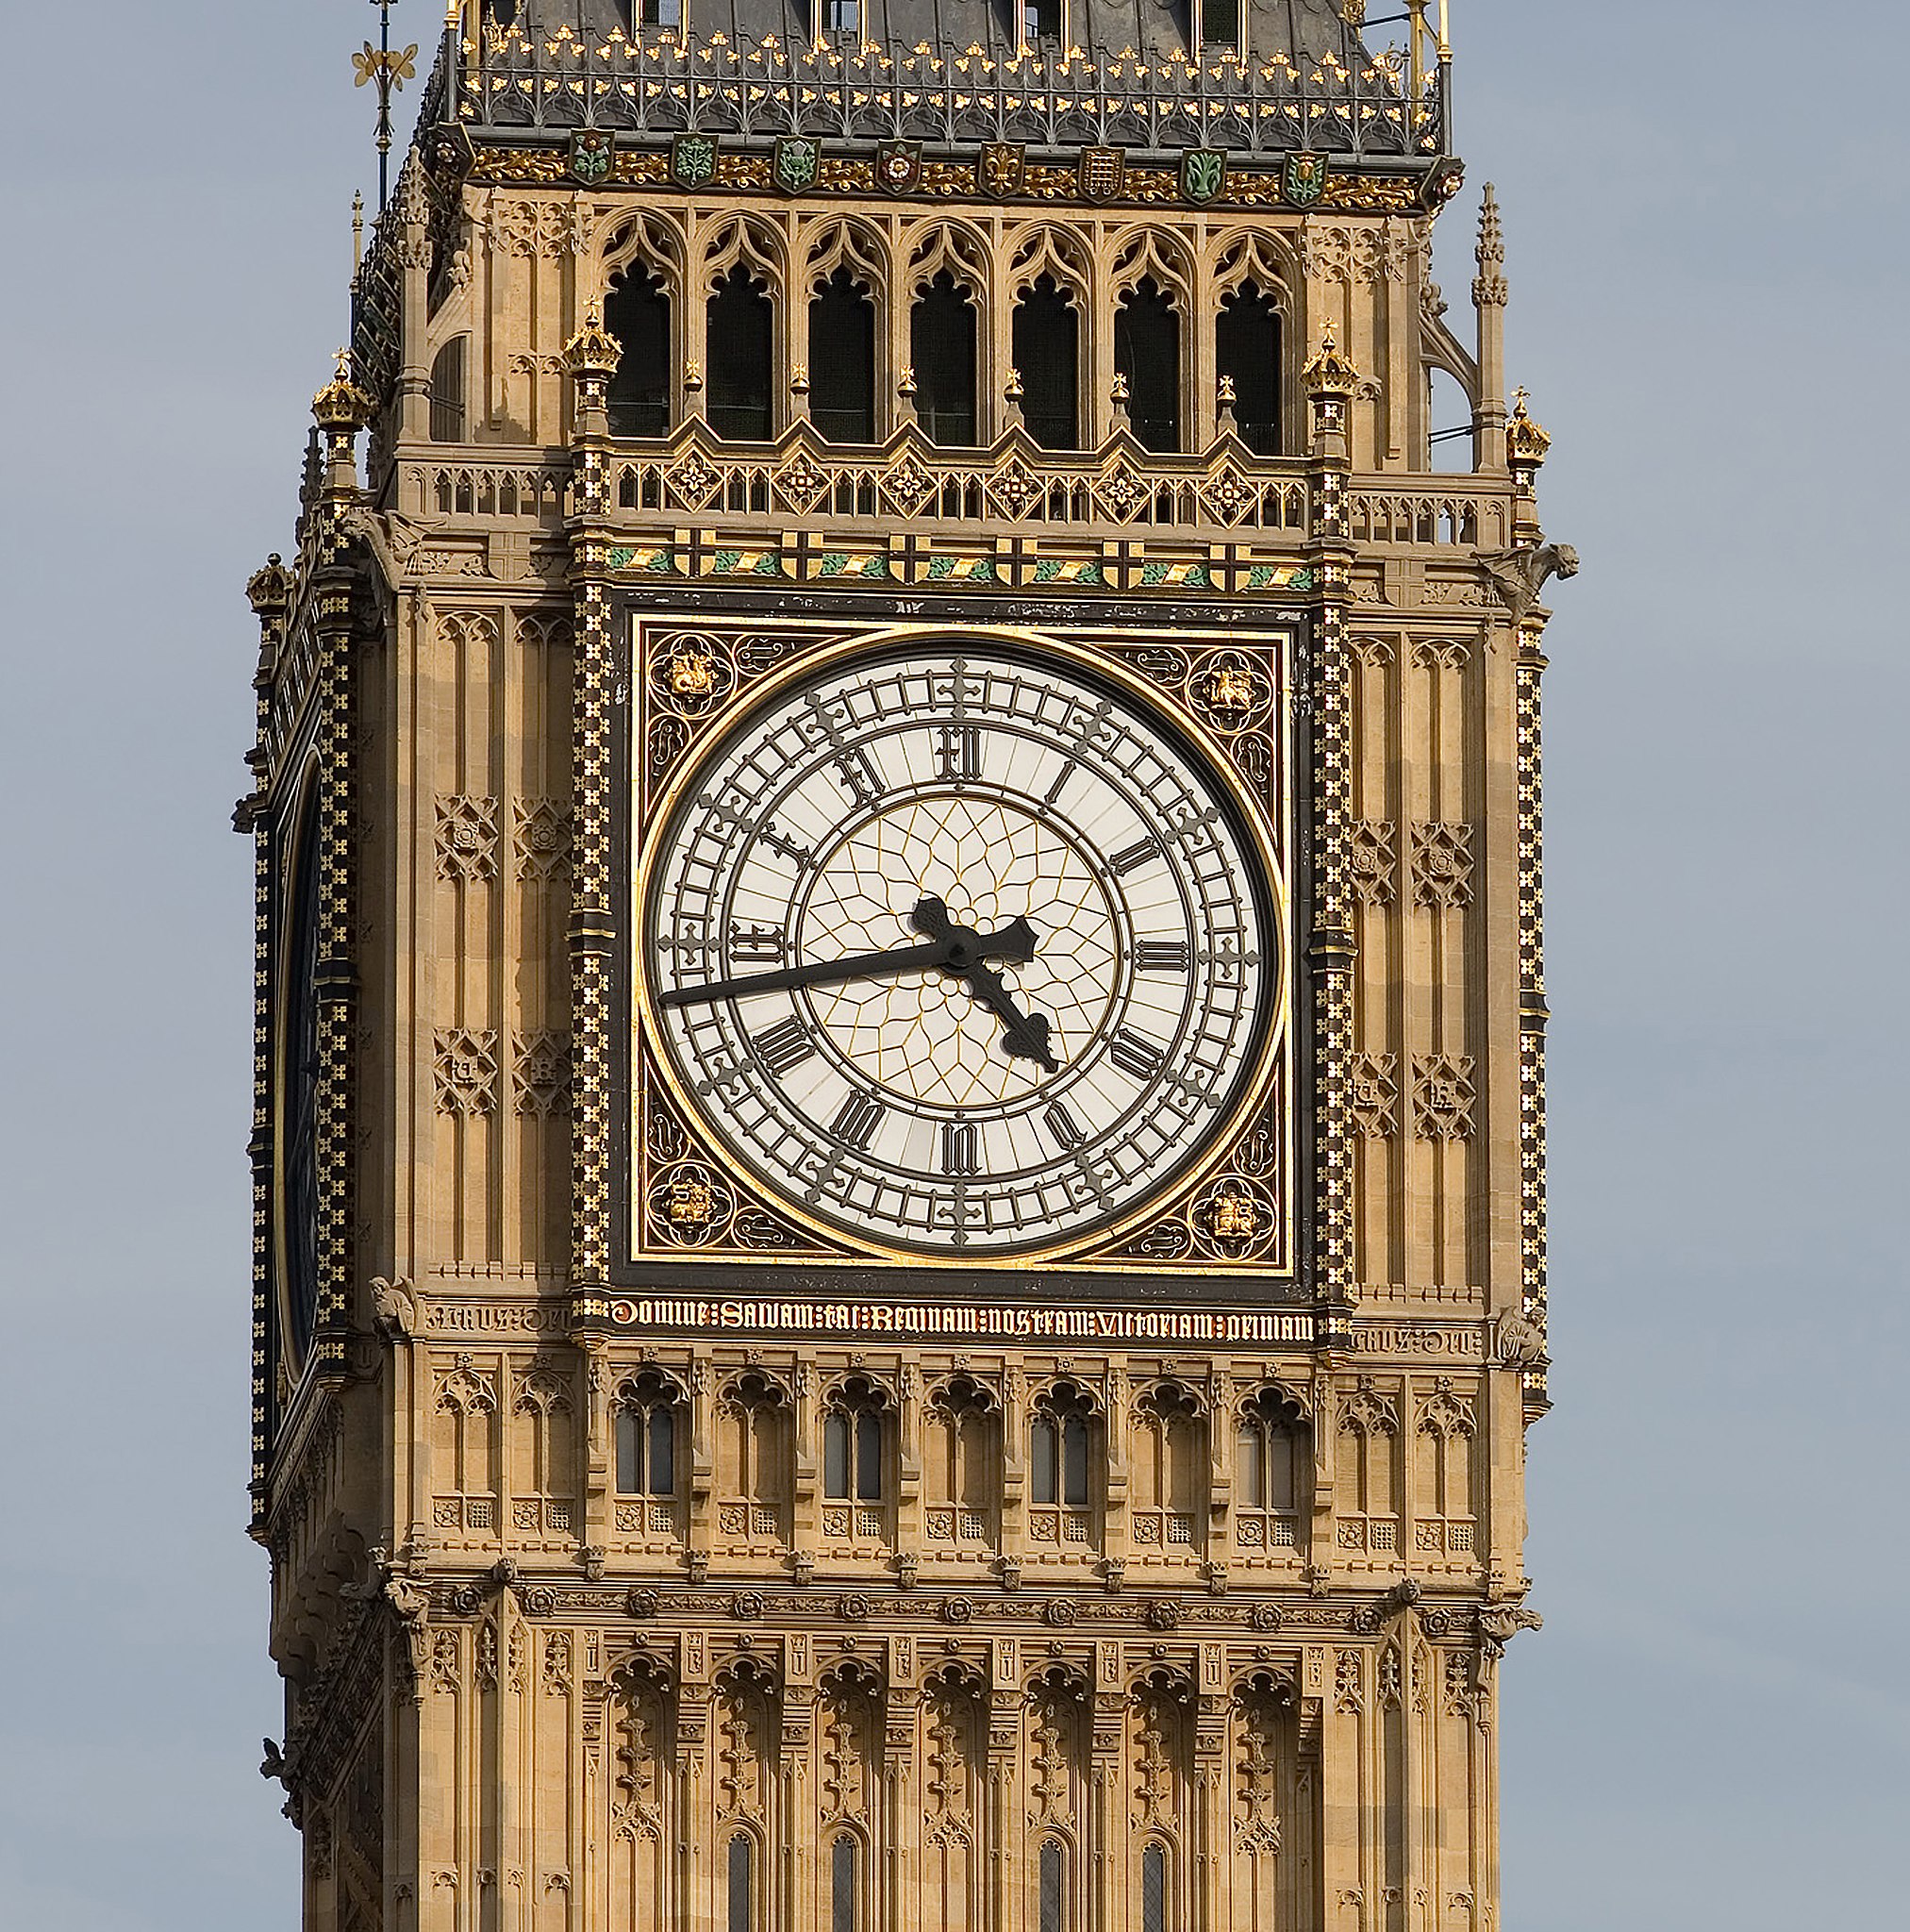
top-left (1110, 372), bottom-right (1130, 404)
top-left (313, 347), bottom-right (373, 430)
top-left (1005, 368), bottom-right (1024, 401)
top-left (352, 190), bottom-right (364, 273)
top-left (562, 298), bottom-right (622, 380)
top-left (898, 366), bottom-right (917, 397)
top-left (1218, 374), bottom-right (1237, 406)
top-left (1506, 387), bottom-right (1552, 465)
top-left (684, 360), bottom-right (705, 392)
top-left (1303, 322), bottom-right (1360, 398)
top-left (790, 366), bottom-right (810, 396)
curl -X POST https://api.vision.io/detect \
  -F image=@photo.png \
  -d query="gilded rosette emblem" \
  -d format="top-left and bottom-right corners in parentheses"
top-left (874, 140), bottom-right (923, 194)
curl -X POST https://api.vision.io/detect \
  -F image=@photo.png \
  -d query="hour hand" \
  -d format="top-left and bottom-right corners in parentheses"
top-left (909, 897), bottom-right (1058, 1074)
top-left (906, 896), bottom-right (1038, 970)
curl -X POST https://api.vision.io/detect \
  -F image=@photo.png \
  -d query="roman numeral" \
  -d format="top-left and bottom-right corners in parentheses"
top-left (1108, 1028), bottom-right (1166, 1083)
top-left (752, 1016), bottom-right (817, 1077)
top-left (832, 745), bottom-right (883, 807)
top-left (1134, 940), bottom-right (1190, 972)
top-left (1042, 1101), bottom-right (1085, 1150)
top-left (1108, 835), bottom-right (1160, 877)
top-left (830, 1091), bottom-right (885, 1153)
top-left (940, 1121), bottom-right (980, 1175)
top-left (938, 724), bottom-right (982, 782)
top-left (728, 922), bottom-right (787, 961)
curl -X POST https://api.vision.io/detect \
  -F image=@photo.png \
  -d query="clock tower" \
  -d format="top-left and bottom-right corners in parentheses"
top-left (241, 3), bottom-right (1568, 1928)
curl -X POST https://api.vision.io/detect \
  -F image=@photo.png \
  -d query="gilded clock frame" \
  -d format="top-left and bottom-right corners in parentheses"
top-left (609, 606), bottom-right (1298, 1288)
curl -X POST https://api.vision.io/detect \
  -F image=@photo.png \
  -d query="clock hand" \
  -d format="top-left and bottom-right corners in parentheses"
top-left (657, 903), bottom-right (1038, 1009)
top-left (908, 898), bottom-right (1059, 1074)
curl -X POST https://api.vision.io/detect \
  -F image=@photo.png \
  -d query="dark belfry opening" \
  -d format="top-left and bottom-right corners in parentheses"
top-left (1201, 0), bottom-right (1241, 50)
top-left (706, 266), bottom-right (774, 441)
top-left (911, 273), bottom-right (977, 446)
top-left (809, 270), bottom-right (877, 443)
top-left (487, 1), bottom-right (520, 25)
top-left (1013, 276), bottom-right (1079, 452)
top-left (605, 267), bottom-right (671, 437)
top-left (822, 0), bottom-right (861, 29)
top-left (1115, 278), bottom-right (1181, 454)
top-left (1217, 282), bottom-right (1283, 456)
top-left (428, 336), bottom-right (466, 442)
top-left (1023, 0), bottom-right (1063, 42)
top-left (639, 0), bottom-right (681, 28)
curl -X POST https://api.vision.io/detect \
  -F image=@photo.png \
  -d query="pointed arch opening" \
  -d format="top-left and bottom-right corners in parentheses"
top-left (707, 265), bottom-right (773, 441)
top-left (1013, 275), bottom-right (1079, 452)
top-left (726, 1831), bottom-right (756, 1932)
top-left (1217, 282), bottom-right (1283, 456)
top-left (1038, 1838), bottom-right (1068, 1932)
top-left (606, 265), bottom-right (672, 437)
top-left (911, 272), bottom-right (978, 447)
top-left (1115, 276), bottom-right (1182, 453)
top-left (809, 269), bottom-right (876, 444)
top-left (428, 336), bottom-right (467, 442)
top-left (1141, 1842), bottom-right (1171, 1932)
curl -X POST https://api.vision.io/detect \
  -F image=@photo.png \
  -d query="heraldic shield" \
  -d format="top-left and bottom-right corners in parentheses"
top-left (1077, 145), bottom-right (1126, 202)
top-left (671, 132), bottom-right (719, 189)
top-left (1283, 151), bottom-right (1328, 208)
top-left (875, 141), bottom-right (923, 194)
top-left (570, 128), bottom-right (614, 186)
top-left (1180, 148), bottom-right (1227, 206)
top-left (773, 136), bottom-right (821, 194)
top-left (978, 142), bottom-right (1025, 197)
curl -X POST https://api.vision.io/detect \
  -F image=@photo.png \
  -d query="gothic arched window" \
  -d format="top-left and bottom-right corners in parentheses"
top-left (428, 336), bottom-right (467, 442)
top-left (1217, 282), bottom-right (1283, 456)
top-left (1141, 1843), bottom-right (1170, 1932)
top-left (726, 1833), bottom-right (756, 1932)
top-left (911, 272), bottom-right (977, 447)
top-left (717, 1373), bottom-right (789, 1542)
top-left (1030, 1383), bottom-right (1096, 1548)
top-left (1038, 1839), bottom-right (1068, 1932)
top-left (707, 266), bottom-right (773, 442)
top-left (1115, 277), bottom-right (1182, 453)
top-left (1133, 1383), bottom-right (1204, 1555)
top-left (830, 1833), bottom-right (859, 1932)
top-left (1012, 276), bottom-right (1079, 451)
top-left (606, 266), bottom-right (672, 437)
top-left (1236, 1388), bottom-right (1305, 1553)
top-left (822, 1374), bottom-right (888, 1524)
top-left (809, 269), bottom-right (876, 444)
top-left (925, 1374), bottom-right (996, 1544)
top-left (615, 1369), bottom-right (680, 1498)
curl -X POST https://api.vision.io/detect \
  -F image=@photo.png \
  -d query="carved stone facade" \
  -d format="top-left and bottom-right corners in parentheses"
top-left (242, 8), bottom-right (1560, 1930)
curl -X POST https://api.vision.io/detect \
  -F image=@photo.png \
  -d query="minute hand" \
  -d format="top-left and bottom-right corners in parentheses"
top-left (657, 923), bottom-right (1037, 1009)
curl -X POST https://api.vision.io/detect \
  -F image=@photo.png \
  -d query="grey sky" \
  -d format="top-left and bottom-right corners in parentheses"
top-left (1, 2), bottom-right (1902, 1924)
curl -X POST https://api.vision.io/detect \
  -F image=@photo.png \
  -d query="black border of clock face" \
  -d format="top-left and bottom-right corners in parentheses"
top-left (607, 597), bottom-right (1296, 1297)
top-left (274, 775), bottom-right (324, 1378)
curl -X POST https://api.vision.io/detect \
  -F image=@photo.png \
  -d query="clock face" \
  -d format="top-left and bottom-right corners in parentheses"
top-left (639, 638), bottom-right (1281, 1258)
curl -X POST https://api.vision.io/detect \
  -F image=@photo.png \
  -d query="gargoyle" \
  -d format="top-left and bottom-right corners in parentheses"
top-left (370, 1274), bottom-right (421, 1339)
top-left (1496, 1308), bottom-right (1549, 1368)
top-left (1480, 541), bottom-right (1580, 621)
top-left (337, 506), bottom-right (444, 591)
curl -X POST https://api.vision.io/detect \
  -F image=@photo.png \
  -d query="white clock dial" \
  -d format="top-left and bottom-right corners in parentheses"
top-left (639, 640), bottom-right (1281, 1257)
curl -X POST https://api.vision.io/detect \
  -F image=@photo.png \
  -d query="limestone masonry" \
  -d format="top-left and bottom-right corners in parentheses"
top-left (241, 4), bottom-right (1568, 1927)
